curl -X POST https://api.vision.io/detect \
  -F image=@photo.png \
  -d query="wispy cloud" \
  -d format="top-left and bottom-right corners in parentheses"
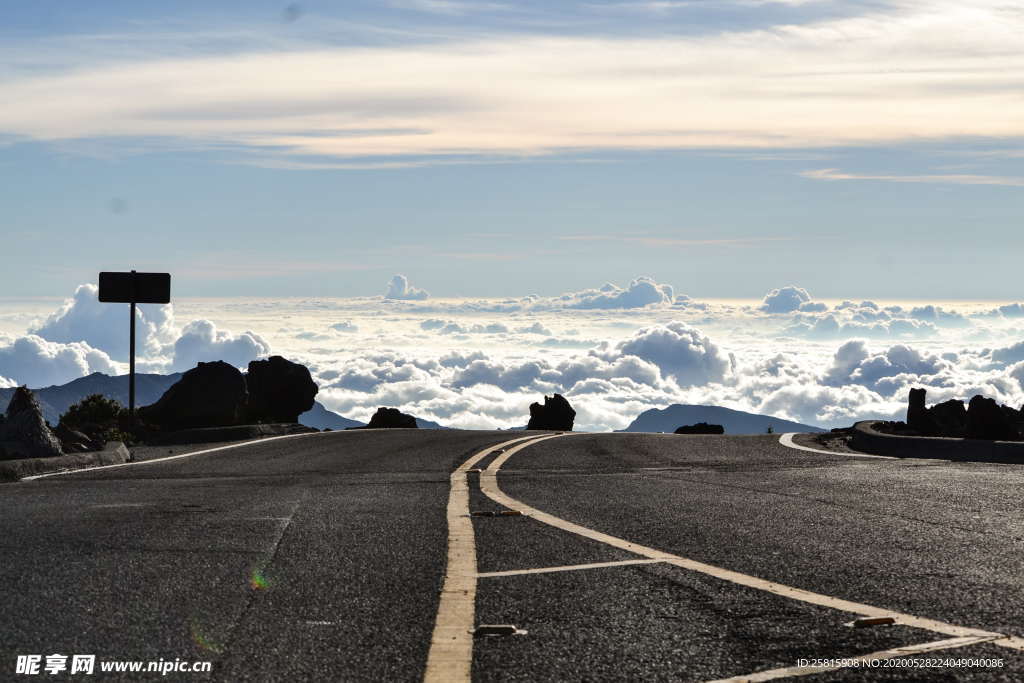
top-left (802, 168), bottom-right (1024, 187)
top-left (593, 0), bottom-right (822, 12)
top-left (386, 0), bottom-right (512, 15)
top-left (173, 259), bottom-right (381, 280)
top-left (558, 235), bottom-right (795, 248)
top-left (2, 1), bottom-right (1024, 163)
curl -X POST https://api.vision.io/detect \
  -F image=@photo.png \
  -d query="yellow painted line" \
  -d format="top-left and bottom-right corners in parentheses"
top-left (423, 433), bottom-right (567, 683)
top-left (707, 635), bottom-right (998, 682)
top-left (22, 430), bottom-right (330, 480)
top-left (779, 432), bottom-right (896, 460)
top-left (480, 439), bottom-right (1024, 653)
top-left (478, 558), bottom-right (666, 579)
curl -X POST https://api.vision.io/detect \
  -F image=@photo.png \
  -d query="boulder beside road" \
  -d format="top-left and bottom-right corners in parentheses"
top-left (365, 407), bottom-right (418, 429)
top-left (139, 361), bottom-right (248, 430)
top-left (0, 387), bottom-right (63, 459)
top-left (246, 356), bottom-right (318, 424)
top-left (527, 394), bottom-right (575, 431)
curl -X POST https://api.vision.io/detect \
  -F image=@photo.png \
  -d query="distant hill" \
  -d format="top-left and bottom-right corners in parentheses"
top-left (300, 407), bottom-right (446, 430)
top-left (298, 402), bottom-right (364, 430)
top-left (620, 405), bottom-right (825, 434)
top-left (0, 372), bottom-right (182, 425)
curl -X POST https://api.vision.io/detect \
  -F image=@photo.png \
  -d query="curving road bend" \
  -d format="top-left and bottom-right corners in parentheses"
top-left (2, 430), bottom-right (1023, 681)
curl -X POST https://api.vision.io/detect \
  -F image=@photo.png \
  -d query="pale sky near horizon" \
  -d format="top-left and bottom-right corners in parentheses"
top-left (2, 0), bottom-right (1023, 301)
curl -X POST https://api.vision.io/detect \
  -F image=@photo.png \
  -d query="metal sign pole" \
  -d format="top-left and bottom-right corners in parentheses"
top-left (97, 269), bottom-right (171, 432)
top-left (129, 270), bottom-right (137, 429)
top-left (129, 301), bottom-right (136, 428)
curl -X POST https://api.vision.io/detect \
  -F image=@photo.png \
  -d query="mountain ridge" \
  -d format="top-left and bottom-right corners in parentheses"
top-left (619, 404), bottom-right (825, 434)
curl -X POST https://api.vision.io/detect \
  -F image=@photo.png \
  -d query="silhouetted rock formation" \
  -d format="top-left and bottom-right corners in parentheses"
top-left (527, 394), bottom-right (575, 431)
top-left (366, 407), bottom-right (418, 429)
top-left (246, 356), bottom-right (318, 423)
top-left (930, 399), bottom-right (967, 438)
top-left (901, 388), bottom-right (1021, 440)
top-left (906, 388), bottom-right (940, 435)
top-left (0, 387), bottom-right (63, 459)
top-left (966, 395), bottom-right (1018, 440)
top-left (674, 422), bottom-right (724, 435)
top-left (139, 361), bottom-right (247, 430)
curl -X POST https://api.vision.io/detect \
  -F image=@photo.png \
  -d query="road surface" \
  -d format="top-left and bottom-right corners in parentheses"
top-left (1, 430), bottom-right (1022, 681)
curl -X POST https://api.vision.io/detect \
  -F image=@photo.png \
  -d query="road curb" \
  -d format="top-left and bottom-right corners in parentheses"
top-left (0, 441), bottom-right (131, 482)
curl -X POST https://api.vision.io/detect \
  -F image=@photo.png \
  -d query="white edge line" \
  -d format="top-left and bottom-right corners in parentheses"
top-left (779, 432), bottom-right (897, 460)
top-left (480, 437), bottom-right (1024, 653)
top-left (707, 635), bottom-right (998, 682)
top-left (21, 430), bottom-right (327, 481)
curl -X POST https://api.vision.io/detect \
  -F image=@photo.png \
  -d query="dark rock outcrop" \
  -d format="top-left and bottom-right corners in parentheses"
top-left (0, 387), bottom-right (63, 459)
top-left (246, 356), bottom-right (318, 423)
top-left (966, 395), bottom-right (1018, 441)
top-left (527, 394), bottom-right (575, 431)
top-left (366, 407), bottom-right (418, 429)
top-left (138, 361), bottom-right (247, 430)
top-left (674, 422), bottom-right (724, 435)
top-left (930, 399), bottom-right (967, 438)
top-left (906, 388), bottom-right (940, 435)
top-left (903, 388), bottom-right (998, 438)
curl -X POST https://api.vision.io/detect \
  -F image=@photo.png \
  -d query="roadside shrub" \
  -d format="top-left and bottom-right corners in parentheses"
top-left (58, 394), bottom-right (132, 445)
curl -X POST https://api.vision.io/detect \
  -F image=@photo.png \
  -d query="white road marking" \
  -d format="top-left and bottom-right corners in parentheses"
top-left (423, 433), bottom-right (567, 683)
top-left (478, 558), bottom-right (665, 578)
top-left (707, 635), bottom-right (998, 682)
top-left (22, 431), bottom-right (328, 480)
top-left (88, 503), bottom-right (153, 508)
top-left (480, 438), bottom-right (1024, 653)
top-left (259, 499), bottom-right (301, 557)
top-left (779, 432), bottom-right (896, 459)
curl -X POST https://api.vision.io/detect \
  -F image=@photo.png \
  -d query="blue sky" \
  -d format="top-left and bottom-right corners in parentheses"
top-left (2, 0), bottom-right (1022, 300)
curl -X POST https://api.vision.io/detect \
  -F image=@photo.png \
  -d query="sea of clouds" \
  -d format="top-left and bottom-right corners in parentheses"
top-left (3, 277), bottom-right (1024, 432)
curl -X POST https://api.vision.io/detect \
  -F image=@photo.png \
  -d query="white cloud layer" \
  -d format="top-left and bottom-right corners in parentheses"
top-left (10, 285), bottom-right (274, 379)
top-left (385, 274), bottom-right (430, 301)
top-left (761, 285), bottom-right (813, 313)
top-left (0, 335), bottom-right (120, 388)
top-left (8, 282), bottom-right (1024, 432)
top-left (170, 320), bottom-right (271, 372)
top-left (31, 284), bottom-right (175, 361)
top-left (559, 277), bottom-right (675, 309)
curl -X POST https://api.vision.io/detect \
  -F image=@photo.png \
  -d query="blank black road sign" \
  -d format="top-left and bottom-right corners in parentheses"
top-left (98, 272), bottom-right (171, 304)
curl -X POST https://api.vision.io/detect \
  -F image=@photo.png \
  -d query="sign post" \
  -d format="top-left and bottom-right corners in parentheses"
top-left (98, 271), bottom-right (171, 427)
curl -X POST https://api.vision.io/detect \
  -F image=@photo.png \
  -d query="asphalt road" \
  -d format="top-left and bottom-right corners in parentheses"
top-left (2, 430), bottom-right (1023, 681)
